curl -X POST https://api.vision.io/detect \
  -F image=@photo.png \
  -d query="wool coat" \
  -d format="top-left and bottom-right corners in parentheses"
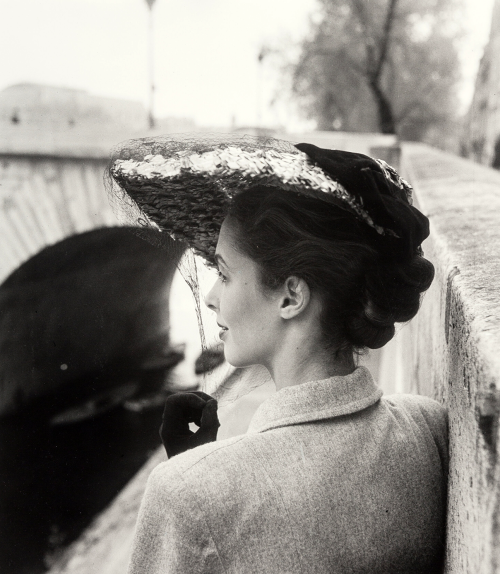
top-left (128, 367), bottom-right (448, 574)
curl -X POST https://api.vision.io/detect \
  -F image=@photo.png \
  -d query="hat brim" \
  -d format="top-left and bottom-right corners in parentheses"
top-left (107, 135), bottom-right (379, 264)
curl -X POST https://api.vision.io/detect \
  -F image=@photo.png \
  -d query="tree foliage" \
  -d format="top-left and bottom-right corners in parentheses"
top-left (291, 0), bottom-right (463, 140)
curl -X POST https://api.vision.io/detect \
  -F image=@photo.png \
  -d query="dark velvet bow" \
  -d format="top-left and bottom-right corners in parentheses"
top-left (295, 143), bottom-right (429, 260)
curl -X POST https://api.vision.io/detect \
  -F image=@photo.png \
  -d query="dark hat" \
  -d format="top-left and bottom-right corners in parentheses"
top-left (107, 134), bottom-right (429, 263)
top-left (295, 143), bottom-right (430, 259)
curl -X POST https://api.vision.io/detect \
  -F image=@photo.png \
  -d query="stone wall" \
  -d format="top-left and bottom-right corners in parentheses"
top-left (0, 154), bottom-right (119, 283)
top-left (378, 143), bottom-right (500, 573)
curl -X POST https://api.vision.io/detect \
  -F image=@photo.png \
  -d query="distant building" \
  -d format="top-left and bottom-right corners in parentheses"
top-left (0, 83), bottom-right (152, 156)
top-left (462, 0), bottom-right (500, 168)
top-left (0, 83), bottom-right (202, 156)
top-left (0, 83), bottom-right (147, 132)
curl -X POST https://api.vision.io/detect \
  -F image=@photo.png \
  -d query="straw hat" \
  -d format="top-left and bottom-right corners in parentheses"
top-left (107, 133), bottom-right (428, 263)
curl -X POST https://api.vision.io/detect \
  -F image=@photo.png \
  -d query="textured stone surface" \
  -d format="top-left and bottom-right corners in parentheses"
top-left (379, 143), bottom-right (500, 573)
top-left (0, 155), bottom-right (119, 283)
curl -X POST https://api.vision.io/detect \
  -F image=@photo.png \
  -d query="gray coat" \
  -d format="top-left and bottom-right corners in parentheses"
top-left (128, 367), bottom-right (448, 574)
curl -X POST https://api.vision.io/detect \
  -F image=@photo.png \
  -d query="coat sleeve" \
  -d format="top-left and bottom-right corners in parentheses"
top-left (386, 393), bottom-right (449, 477)
top-left (127, 461), bottom-right (223, 574)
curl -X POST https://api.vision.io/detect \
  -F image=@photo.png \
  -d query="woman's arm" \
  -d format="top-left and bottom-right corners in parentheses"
top-left (128, 462), bottom-right (223, 574)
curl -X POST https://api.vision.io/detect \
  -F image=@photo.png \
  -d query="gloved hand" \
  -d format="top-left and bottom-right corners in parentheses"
top-left (159, 391), bottom-right (220, 458)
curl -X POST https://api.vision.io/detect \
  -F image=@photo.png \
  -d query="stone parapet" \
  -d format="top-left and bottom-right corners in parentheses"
top-left (378, 143), bottom-right (500, 573)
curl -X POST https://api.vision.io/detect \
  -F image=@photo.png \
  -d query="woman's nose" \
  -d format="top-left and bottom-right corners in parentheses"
top-left (204, 278), bottom-right (220, 311)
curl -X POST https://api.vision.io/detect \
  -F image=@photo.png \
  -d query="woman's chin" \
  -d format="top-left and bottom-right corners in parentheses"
top-left (225, 356), bottom-right (250, 369)
top-left (223, 349), bottom-right (258, 370)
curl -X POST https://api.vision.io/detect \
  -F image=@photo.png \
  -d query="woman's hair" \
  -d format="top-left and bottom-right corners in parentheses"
top-left (225, 186), bottom-right (434, 353)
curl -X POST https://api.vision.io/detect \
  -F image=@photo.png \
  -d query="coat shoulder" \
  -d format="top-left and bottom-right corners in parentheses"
top-left (384, 393), bottom-right (447, 427)
top-left (149, 434), bottom-right (252, 486)
top-left (383, 393), bottom-right (448, 471)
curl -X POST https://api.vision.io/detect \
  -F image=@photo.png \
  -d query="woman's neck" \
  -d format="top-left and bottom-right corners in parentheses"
top-left (266, 337), bottom-right (356, 391)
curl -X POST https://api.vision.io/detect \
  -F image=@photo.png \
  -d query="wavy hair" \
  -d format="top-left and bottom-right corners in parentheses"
top-left (226, 186), bottom-right (434, 354)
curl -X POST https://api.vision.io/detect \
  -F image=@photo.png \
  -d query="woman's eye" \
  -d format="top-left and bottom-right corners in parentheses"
top-left (217, 270), bottom-right (227, 283)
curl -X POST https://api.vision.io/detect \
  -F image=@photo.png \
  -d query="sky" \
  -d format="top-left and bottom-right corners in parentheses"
top-left (0, 0), bottom-right (496, 130)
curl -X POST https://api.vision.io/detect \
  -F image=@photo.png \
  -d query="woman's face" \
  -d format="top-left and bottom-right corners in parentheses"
top-left (204, 218), bottom-right (283, 368)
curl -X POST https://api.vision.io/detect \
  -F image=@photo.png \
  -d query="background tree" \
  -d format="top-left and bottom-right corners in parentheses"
top-left (291, 0), bottom-right (463, 141)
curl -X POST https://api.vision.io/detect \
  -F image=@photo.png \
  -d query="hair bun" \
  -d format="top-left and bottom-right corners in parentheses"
top-left (346, 308), bottom-right (395, 350)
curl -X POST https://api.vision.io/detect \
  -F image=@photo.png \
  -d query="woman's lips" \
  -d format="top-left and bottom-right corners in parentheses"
top-left (217, 322), bottom-right (228, 340)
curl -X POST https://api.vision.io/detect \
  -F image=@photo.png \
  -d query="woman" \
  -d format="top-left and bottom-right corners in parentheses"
top-left (109, 136), bottom-right (448, 573)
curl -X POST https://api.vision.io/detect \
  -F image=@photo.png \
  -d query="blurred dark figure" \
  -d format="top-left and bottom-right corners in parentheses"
top-left (0, 226), bottom-right (186, 573)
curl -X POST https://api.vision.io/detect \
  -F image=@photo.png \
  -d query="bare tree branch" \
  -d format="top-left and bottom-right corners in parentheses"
top-left (288, 0), bottom-right (461, 140)
top-left (373, 0), bottom-right (399, 81)
top-left (300, 47), bottom-right (366, 77)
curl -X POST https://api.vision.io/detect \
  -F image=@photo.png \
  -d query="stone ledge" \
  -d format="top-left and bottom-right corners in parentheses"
top-left (379, 143), bottom-right (500, 573)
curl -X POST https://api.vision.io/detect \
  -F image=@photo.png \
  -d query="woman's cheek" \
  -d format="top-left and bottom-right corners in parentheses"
top-left (222, 284), bottom-right (240, 320)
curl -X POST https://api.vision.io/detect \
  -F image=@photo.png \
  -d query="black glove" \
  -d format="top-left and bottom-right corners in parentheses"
top-left (159, 391), bottom-right (220, 458)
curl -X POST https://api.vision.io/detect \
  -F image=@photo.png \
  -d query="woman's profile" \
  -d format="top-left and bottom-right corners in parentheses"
top-left (108, 135), bottom-right (448, 574)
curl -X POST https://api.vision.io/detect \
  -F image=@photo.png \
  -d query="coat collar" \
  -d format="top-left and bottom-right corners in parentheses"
top-left (247, 366), bottom-right (382, 434)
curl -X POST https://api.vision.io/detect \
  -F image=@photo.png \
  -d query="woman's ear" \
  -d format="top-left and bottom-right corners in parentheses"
top-left (279, 276), bottom-right (311, 320)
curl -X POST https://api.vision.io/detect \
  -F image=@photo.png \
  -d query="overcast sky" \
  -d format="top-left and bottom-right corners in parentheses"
top-left (0, 0), bottom-right (495, 129)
